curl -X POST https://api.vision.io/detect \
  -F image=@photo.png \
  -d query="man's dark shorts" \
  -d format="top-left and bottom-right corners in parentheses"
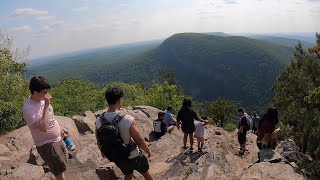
top-left (238, 132), bottom-right (247, 145)
top-left (36, 140), bottom-right (67, 176)
top-left (114, 153), bottom-right (149, 176)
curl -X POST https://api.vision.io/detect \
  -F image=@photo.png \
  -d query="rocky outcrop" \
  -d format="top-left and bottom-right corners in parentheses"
top-left (0, 106), bottom-right (308, 180)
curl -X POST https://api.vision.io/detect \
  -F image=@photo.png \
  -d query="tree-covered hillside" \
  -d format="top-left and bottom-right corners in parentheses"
top-left (27, 33), bottom-right (294, 110)
top-left (27, 41), bottom-right (161, 84)
top-left (156, 33), bottom-right (293, 109)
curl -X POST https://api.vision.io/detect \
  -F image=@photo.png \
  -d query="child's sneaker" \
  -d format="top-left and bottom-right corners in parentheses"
top-left (239, 149), bottom-right (244, 155)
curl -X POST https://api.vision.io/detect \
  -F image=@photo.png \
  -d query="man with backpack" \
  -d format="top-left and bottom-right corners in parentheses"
top-left (237, 108), bottom-right (250, 155)
top-left (95, 87), bottom-right (153, 180)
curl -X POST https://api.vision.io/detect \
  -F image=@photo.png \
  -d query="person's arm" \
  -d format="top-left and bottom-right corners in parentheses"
top-left (176, 111), bottom-right (181, 129)
top-left (31, 94), bottom-right (51, 132)
top-left (239, 117), bottom-right (246, 133)
top-left (130, 120), bottom-right (151, 157)
top-left (95, 127), bottom-right (101, 149)
top-left (272, 128), bottom-right (281, 139)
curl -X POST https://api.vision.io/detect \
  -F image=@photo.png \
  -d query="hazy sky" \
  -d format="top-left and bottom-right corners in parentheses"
top-left (1, 0), bottom-right (320, 58)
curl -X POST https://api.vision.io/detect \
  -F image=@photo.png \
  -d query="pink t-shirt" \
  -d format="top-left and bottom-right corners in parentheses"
top-left (23, 97), bottom-right (61, 146)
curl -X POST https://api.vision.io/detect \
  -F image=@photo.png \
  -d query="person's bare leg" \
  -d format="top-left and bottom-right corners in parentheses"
top-left (197, 139), bottom-right (201, 150)
top-left (183, 133), bottom-right (188, 148)
top-left (55, 172), bottom-right (66, 180)
top-left (124, 174), bottom-right (133, 180)
top-left (167, 126), bottom-right (174, 133)
top-left (200, 140), bottom-right (204, 149)
top-left (189, 133), bottom-right (194, 149)
top-left (141, 171), bottom-right (154, 180)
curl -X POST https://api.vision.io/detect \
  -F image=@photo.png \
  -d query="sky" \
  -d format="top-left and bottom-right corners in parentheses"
top-left (1, 0), bottom-right (320, 59)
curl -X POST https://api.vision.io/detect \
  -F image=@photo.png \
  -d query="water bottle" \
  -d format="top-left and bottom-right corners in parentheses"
top-left (63, 136), bottom-right (75, 151)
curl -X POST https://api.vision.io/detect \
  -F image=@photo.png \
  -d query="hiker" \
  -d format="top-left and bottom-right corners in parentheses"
top-left (23, 76), bottom-right (67, 180)
top-left (177, 99), bottom-right (205, 151)
top-left (244, 111), bottom-right (253, 132)
top-left (194, 116), bottom-right (209, 153)
top-left (237, 108), bottom-right (250, 155)
top-left (251, 111), bottom-right (260, 134)
top-left (153, 112), bottom-right (167, 139)
top-left (257, 107), bottom-right (281, 150)
top-left (95, 87), bottom-right (153, 180)
top-left (163, 106), bottom-right (177, 133)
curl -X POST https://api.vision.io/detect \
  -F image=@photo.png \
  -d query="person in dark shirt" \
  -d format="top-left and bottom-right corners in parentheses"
top-left (177, 99), bottom-right (204, 151)
top-left (251, 111), bottom-right (260, 134)
top-left (257, 107), bottom-right (280, 150)
top-left (237, 108), bottom-right (249, 154)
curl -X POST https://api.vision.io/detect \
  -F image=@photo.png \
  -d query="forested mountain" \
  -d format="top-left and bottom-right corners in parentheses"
top-left (248, 35), bottom-right (314, 48)
top-left (27, 33), bottom-right (294, 109)
top-left (154, 33), bottom-right (293, 109)
top-left (27, 41), bottom-right (162, 84)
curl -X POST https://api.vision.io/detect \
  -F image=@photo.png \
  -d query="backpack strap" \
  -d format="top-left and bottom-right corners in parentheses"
top-left (112, 112), bottom-right (126, 129)
top-left (99, 112), bottom-right (126, 126)
top-left (99, 112), bottom-right (107, 125)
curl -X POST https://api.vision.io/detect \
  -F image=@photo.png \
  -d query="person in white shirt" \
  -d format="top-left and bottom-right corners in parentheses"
top-left (95, 87), bottom-right (153, 180)
top-left (194, 116), bottom-right (209, 152)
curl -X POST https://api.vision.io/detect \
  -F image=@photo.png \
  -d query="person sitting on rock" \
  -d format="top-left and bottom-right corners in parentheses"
top-left (95, 87), bottom-right (153, 180)
top-left (23, 76), bottom-right (67, 180)
top-left (194, 116), bottom-right (209, 153)
top-left (177, 99), bottom-right (205, 151)
top-left (163, 106), bottom-right (177, 133)
top-left (153, 111), bottom-right (167, 139)
top-left (257, 107), bottom-right (281, 150)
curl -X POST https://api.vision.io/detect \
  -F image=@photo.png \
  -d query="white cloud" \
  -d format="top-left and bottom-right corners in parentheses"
top-left (49, 20), bottom-right (64, 28)
top-left (72, 6), bottom-right (89, 12)
top-left (36, 15), bottom-right (56, 21)
top-left (70, 23), bottom-right (107, 32)
top-left (11, 8), bottom-right (48, 17)
top-left (8, 25), bottom-right (33, 33)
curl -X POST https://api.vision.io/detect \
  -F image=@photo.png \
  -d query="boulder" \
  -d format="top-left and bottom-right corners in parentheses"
top-left (27, 145), bottom-right (45, 166)
top-left (241, 162), bottom-right (305, 180)
top-left (56, 116), bottom-right (79, 139)
top-left (0, 126), bottom-right (33, 152)
top-left (2, 163), bottom-right (45, 180)
top-left (72, 116), bottom-right (95, 134)
top-left (0, 144), bottom-right (10, 155)
top-left (83, 111), bottom-right (97, 122)
top-left (0, 106), bottom-right (308, 180)
top-left (259, 148), bottom-right (282, 163)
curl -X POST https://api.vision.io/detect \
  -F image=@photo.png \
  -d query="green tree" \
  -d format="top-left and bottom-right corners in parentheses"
top-left (103, 82), bottom-right (147, 107)
top-left (159, 69), bottom-right (177, 85)
top-left (146, 81), bottom-right (188, 111)
top-left (273, 33), bottom-right (320, 154)
top-left (51, 78), bottom-right (105, 116)
top-left (0, 31), bottom-right (29, 134)
top-left (206, 98), bottom-right (235, 127)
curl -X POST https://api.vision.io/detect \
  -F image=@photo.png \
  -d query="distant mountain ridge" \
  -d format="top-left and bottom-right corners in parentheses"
top-left (27, 32), bottom-right (295, 109)
top-left (247, 35), bottom-right (314, 48)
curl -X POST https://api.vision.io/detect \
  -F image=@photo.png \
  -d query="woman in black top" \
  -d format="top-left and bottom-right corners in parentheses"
top-left (177, 99), bottom-right (202, 150)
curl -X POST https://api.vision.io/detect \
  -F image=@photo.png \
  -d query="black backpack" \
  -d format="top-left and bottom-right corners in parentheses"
top-left (96, 112), bottom-right (137, 162)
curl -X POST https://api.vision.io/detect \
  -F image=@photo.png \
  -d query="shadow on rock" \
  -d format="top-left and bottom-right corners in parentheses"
top-left (96, 167), bottom-right (119, 180)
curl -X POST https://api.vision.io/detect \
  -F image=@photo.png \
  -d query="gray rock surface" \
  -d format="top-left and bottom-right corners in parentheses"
top-left (0, 106), bottom-right (308, 180)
